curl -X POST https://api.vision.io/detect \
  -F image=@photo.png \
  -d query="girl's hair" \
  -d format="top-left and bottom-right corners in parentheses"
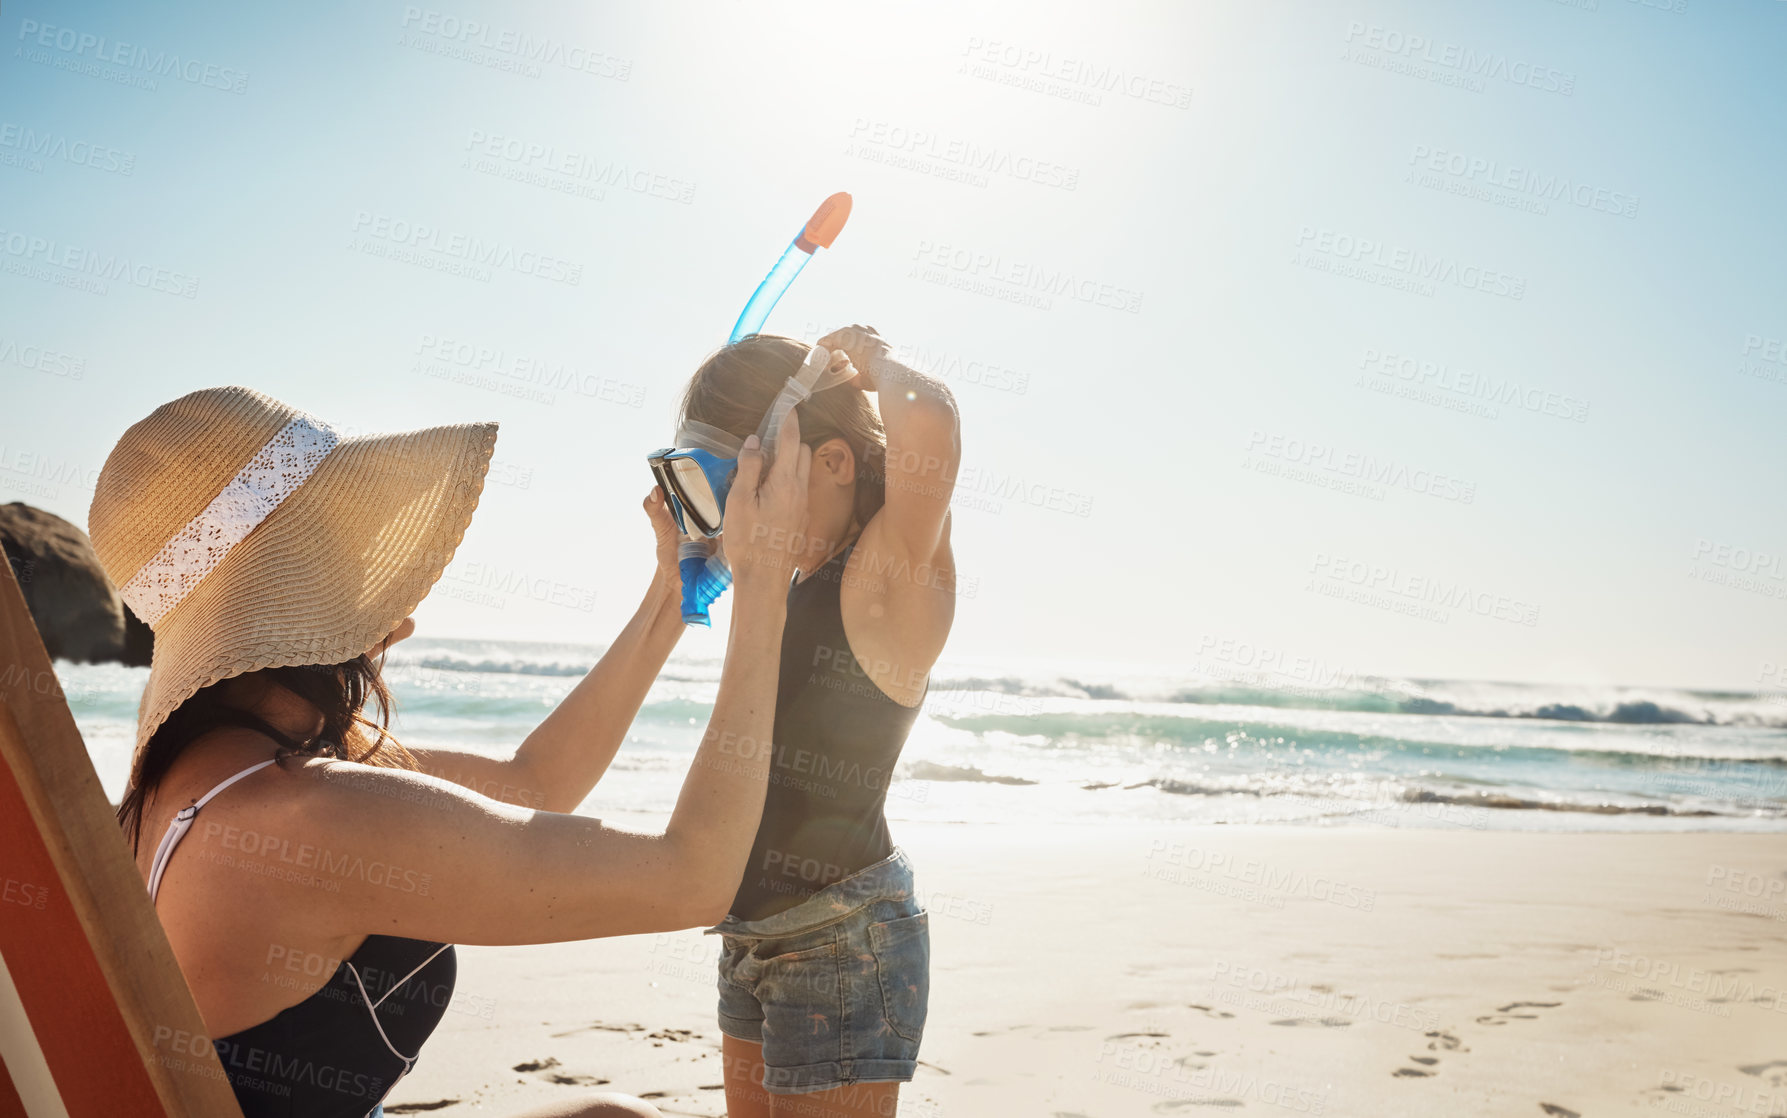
top-left (679, 334), bottom-right (887, 527)
top-left (116, 653), bottom-right (418, 854)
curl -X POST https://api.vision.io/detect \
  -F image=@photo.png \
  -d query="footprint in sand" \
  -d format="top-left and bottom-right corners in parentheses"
top-left (1186, 1004), bottom-right (1236, 1019)
top-left (1400, 1006), bottom-right (1556, 1081)
top-left (1538, 1104), bottom-right (1580, 1117)
top-left (511, 1056), bottom-right (610, 1088)
top-left (1739, 1060), bottom-right (1787, 1088)
top-left (548, 1021), bottom-right (645, 1040)
top-left (545, 1072), bottom-right (611, 1087)
top-left (1705, 971), bottom-right (1758, 1005)
top-left (1476, 1001), bottom-right (1562, 1026)
top-left (1395, 1031), bottom-right (1468, 1077)
top-left (1425, 1029), bottom-right (1469, 1052)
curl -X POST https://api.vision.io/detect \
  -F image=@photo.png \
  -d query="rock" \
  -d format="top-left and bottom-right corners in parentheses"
top-left (0, 502), bottom-right (152, 666)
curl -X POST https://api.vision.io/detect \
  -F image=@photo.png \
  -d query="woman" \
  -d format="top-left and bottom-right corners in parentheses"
top-left (89, 384), bottom-right (812, 1117)
top-left (670, 326), bottom-right (961, 1117)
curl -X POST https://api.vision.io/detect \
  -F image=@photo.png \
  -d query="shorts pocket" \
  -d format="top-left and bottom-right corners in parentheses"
top-left (868, 911), bottom-right (930, 1043)
top-left (716, 934), bottom-right (757, 991)
top-left (749, 926), bottom-right (838, 966)
top-left (755, 934), bottom-right (844, 1060)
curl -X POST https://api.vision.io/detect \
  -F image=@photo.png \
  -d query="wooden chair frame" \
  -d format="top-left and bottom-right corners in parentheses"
top-left (0, 555), bottom-right (243, 1116)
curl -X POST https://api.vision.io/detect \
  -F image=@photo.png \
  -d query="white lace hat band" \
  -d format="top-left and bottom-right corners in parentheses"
top-left (118, 413), bottom-right (340, 626)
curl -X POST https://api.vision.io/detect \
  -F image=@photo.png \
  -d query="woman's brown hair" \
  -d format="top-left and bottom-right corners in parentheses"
top-left (679, 334), bottom-right (887, 527)
top-left (116, 653), bottom-right (418, 853)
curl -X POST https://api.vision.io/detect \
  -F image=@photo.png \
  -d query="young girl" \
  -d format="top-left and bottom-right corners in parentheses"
top-left (673, 325), bottom-right (961, 1116)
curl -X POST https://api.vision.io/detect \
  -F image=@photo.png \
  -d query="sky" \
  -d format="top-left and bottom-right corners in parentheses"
top-left (2, 0), bottom-right (1784, 690)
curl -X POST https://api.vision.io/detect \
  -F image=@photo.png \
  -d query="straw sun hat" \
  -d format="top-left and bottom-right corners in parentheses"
top-left (88, 386), bottom-right (497, 754)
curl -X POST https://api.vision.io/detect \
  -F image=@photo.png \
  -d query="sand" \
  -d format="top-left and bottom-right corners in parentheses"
top-left (383, 819), bottom-right (1787, 1117)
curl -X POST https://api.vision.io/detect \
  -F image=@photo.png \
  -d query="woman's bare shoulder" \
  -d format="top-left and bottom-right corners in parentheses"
top-left (149, 737), bottom-right (510, 869)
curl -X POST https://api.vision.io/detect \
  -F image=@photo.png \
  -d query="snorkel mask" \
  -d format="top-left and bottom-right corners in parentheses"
top-left (648, 344), bottom-right (855, 624)
top-left (651, 192), bottom-right (855, 627)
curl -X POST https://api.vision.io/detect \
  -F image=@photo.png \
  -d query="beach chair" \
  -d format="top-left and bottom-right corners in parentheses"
top-left (0, 558), bottom-right (242, 1116)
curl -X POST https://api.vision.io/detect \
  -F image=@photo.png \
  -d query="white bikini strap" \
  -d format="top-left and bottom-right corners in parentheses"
top-left (356, 942), bottom-right (446, 1118)
top-left (346, 942), bottom-right (451, 1066)
top-left (146, 759), bottom-right (279, 905)
top-left (369, 943), bottom-right (452, 1011)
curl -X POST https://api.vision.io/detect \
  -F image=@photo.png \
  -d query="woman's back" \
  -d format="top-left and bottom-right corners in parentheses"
top-left (137, 731), bottom-right (457, 1116)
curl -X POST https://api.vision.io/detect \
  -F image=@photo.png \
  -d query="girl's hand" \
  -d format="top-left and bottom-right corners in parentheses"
top-left (720, 410), bottom-right (812, 587)
top-left (643, 488), bottom-right (685, 600)
top-left (818, 324), bottom-right (891, 392)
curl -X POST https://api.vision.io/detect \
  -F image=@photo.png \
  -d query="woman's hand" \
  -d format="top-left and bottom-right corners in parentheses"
top-left (643, 487), bottom-right (684, 601)
top-left (819, 324), bottom-right (892, 392)
top-left (720, 411), bottom-right (811, 587)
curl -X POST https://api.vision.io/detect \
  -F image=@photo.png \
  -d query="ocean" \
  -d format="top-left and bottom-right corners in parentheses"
top-left (58, 636), bottom-right (1787, 832)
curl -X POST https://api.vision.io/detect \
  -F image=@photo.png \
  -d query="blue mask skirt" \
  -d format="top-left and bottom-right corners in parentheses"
top-left (678, 540), bottom-right (733, 627)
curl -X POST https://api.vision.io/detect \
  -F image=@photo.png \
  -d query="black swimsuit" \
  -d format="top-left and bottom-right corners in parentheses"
top-left (212, 935), bottom-right (455, 1117)
top-left (728, 541), bottom-right (927, 922)
top-left (146, 759), bottom-right (455, 1118)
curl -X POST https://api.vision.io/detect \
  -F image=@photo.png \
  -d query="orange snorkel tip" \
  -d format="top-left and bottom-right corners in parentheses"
top-left (730, 191), bottom-right (853, 344)
top-left (794, 192), bottom-right (852, 253)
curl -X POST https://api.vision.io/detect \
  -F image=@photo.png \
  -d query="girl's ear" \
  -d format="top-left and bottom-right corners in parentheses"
top-left (814, 436), bottom-right (856, 485)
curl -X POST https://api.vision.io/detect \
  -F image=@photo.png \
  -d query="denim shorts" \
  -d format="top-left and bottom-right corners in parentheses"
top-left (706, 848), bottom-right (930, 1095)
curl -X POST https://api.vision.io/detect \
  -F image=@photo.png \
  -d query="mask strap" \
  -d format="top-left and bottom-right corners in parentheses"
top-left (672, 344), bottom-right (853, 464)
top-left (675, 419), bottom-right (744, 456)
top-left (754, 345), bottom-right (853, 460)
top-left (664, 345), bottom-right (851, 626)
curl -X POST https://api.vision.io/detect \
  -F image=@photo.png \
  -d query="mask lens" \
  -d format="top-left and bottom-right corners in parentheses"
top-left (649, 459), bottom-right (689, 535)
top-left (669, 457), bottom-right (723, 535)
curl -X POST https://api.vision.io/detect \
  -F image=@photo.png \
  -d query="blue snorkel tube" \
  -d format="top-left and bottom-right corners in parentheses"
top-left (676, 192), bottom-right (855, 627)
top-left (730, 243), bottom-right (811, 344)
top-left (730, 192), bottom-right (853, 344)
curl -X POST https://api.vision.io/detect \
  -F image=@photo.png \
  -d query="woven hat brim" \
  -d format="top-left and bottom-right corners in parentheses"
top-left (132, 420), bottom-right (498, 755)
